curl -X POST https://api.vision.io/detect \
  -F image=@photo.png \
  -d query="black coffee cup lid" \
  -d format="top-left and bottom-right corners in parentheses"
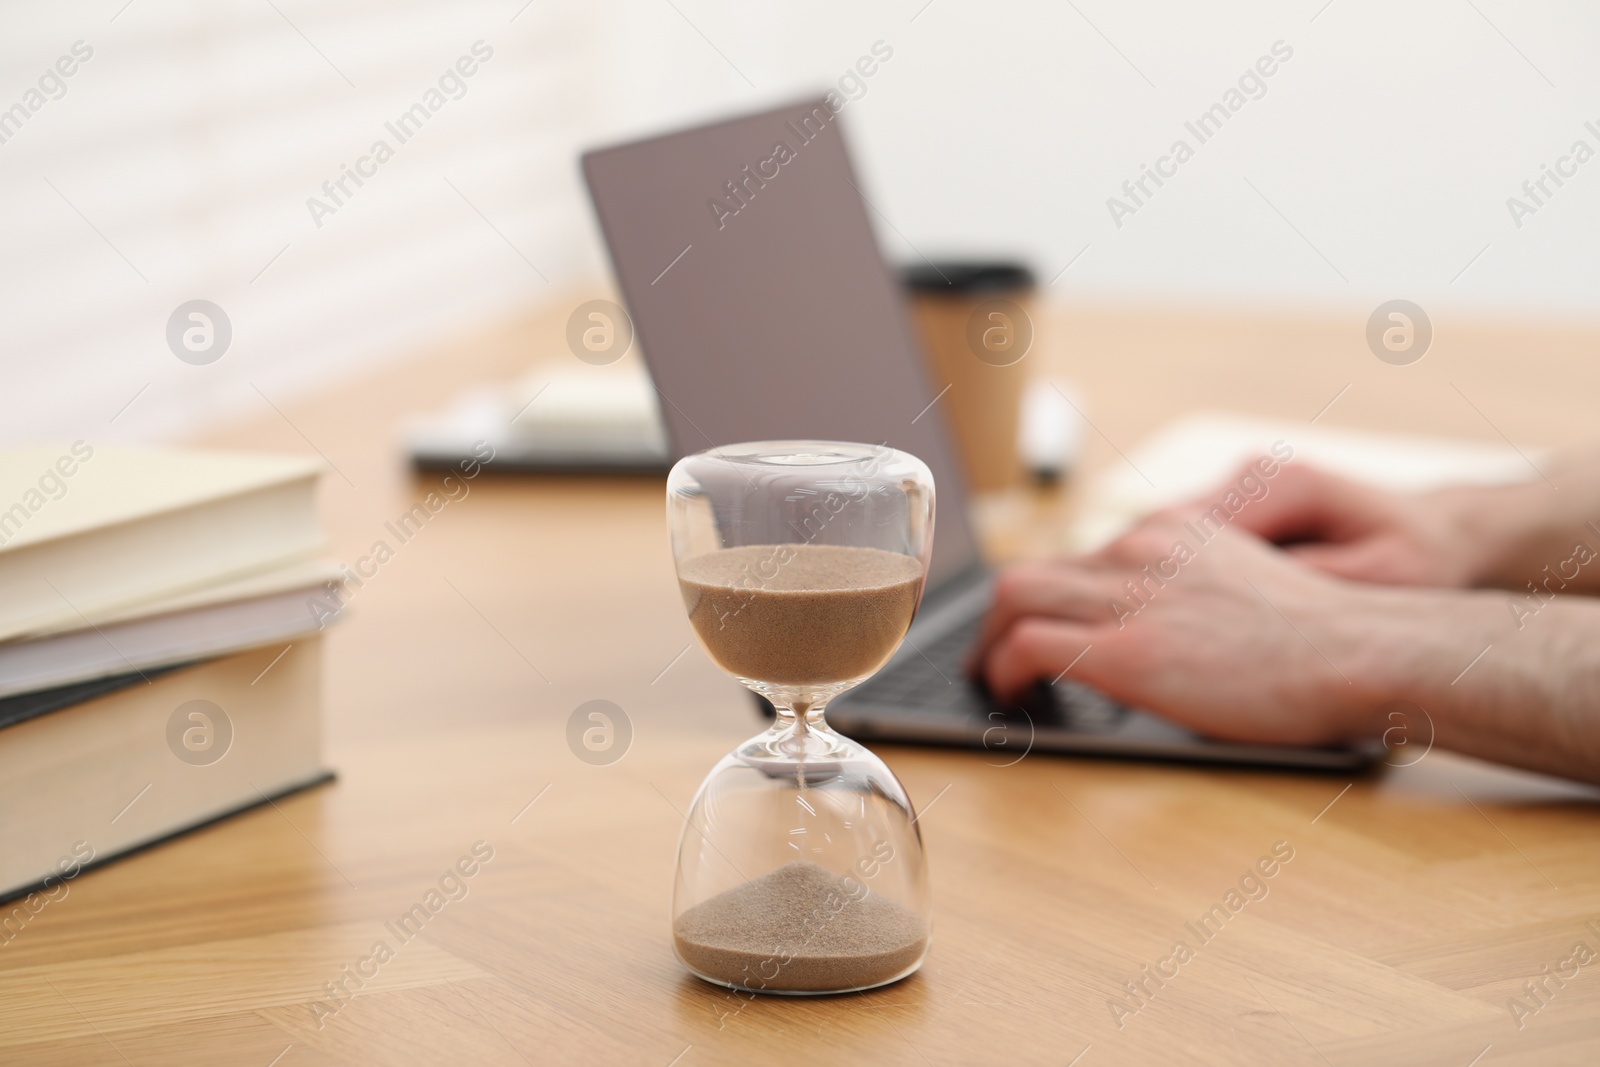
top-left (900, 261), bottom-right (1035, 293)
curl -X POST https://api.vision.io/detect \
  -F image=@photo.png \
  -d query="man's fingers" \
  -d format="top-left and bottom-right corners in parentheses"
top-left (1289, 540), bottom-right (1418, 586)
top-left (980, 617), bottom-right (1098, 702)
top-left (1178, 463), bottom-right (1358, 544)
top-left (968, 562), bottom-right (1116, 673)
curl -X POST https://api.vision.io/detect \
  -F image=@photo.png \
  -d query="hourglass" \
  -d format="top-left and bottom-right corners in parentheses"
top-left (667, 440), bottom-right (935, 995)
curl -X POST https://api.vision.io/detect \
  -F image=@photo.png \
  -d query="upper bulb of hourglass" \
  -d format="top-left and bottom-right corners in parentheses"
top-left (676, 542), bottom-right (925, 710)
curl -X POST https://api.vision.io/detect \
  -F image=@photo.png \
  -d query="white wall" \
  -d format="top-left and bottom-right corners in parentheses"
top-left (3, 1), bottom-right (1597, 444)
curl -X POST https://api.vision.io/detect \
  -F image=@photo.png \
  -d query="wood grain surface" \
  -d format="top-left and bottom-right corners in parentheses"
top-left (4, 297), bottom-right (1598, 1065)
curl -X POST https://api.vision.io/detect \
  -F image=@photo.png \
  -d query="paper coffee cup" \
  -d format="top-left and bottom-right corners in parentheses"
top-left (902, 262), bottom-right (1036, 492)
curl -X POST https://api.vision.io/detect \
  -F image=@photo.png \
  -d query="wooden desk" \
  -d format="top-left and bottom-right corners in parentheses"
top-left (4, 301), bottom-right (1599, 1065)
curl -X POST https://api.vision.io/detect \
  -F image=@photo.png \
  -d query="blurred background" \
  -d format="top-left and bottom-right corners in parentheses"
top-left (3, 0), bottom-right (1597, 446)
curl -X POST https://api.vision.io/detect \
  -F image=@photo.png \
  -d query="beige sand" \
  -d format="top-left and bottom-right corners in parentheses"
top-left (673, 861), bottom-right (928, 992)
top-left (678, 544), bottom-right (923, 686)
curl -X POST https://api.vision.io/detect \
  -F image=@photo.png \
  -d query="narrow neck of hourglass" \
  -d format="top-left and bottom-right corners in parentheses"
top-left (772, 702), bottom-right (833, 756)
top-left (755, 677), bottom-right (848, 716)
top-left (764, 684), bottom-right (850, 732)
top-left (748, 687), bottom-right (861, 763)
top-left (773, 702), bottom-right (827, 728)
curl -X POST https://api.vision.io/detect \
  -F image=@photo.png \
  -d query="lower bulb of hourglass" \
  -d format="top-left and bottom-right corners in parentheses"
top-left (670, 714), bottom-right (932, 995)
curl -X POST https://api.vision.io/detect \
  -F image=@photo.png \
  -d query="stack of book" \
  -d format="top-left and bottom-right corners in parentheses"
top-left (0, 443), bottom-right (340, 904)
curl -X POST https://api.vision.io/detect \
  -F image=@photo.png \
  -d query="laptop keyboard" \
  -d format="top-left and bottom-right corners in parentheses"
top-left (846, 615), bottom-right (1129, 731)
top-left (851, 615), bottom-right (987, 712)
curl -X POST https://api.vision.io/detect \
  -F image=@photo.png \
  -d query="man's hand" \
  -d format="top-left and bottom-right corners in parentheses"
top-left (1189, 464), bottom-right (1483, 588)
top-left (969, 509), bottom-right (1600, 782)
top-left (1203, 458), bottom-right (1600, 599)
top-left (970, 516), bottom-right (1384, 746)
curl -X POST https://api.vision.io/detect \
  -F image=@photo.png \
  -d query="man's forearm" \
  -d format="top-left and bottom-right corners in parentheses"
top-left (1443, 448), bottom-right (1600, 596)
top-left (1356, 587), bottom-right (1600, 784)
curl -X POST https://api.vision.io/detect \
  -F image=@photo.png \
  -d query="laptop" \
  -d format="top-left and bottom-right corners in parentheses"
top-left (583, 97), bottom-right (1375, 770)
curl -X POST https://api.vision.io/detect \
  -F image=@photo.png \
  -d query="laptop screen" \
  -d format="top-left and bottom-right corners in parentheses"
top-left (582, 96), bottom-right (980, 590)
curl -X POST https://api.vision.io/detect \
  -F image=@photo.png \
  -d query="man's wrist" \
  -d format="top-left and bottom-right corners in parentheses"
top-left (1313, 584), bottom-right (1427, 737)
top-left (1322, 583), bottom-right (1500, 736)
top-left (1427, 481), bottom-right (1554, 589)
